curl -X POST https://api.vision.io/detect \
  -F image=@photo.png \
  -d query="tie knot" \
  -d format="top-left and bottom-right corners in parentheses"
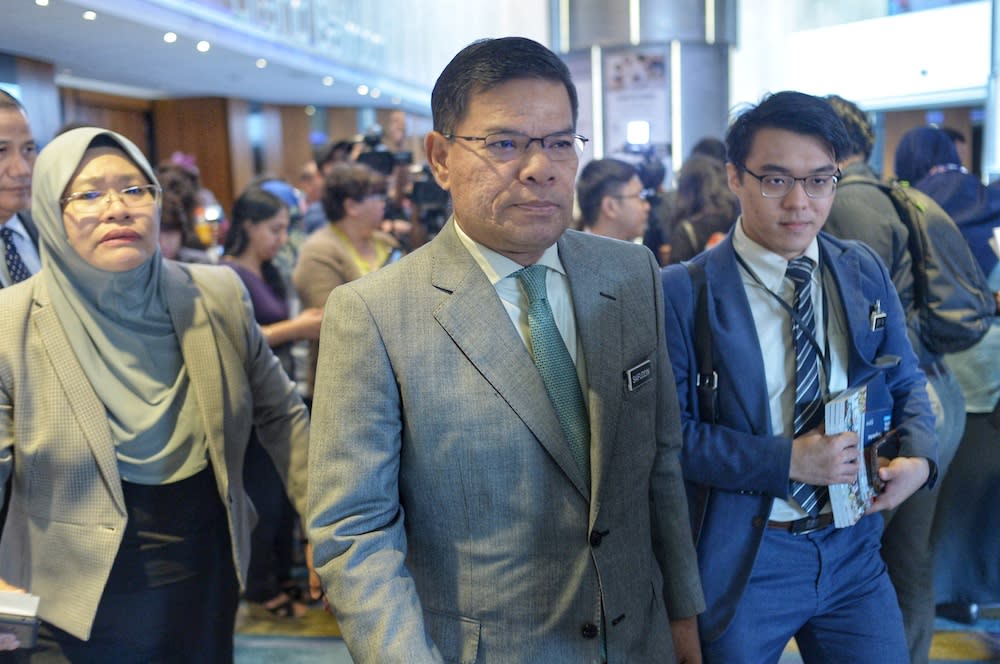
top-left (516, 264), bottom-right (549, 304)
top-left (785, 256), bottom-right (815, 288)
top-left (0, 227), bottom-right (13, 240)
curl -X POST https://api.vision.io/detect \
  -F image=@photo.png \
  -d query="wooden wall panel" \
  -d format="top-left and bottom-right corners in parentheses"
top-left (279, 105), bottom-right (313, 185)
top-left (60, 89), bottom-right (152, 155)
top-left (153, 97), bottom-right (234, 215)
top-left (326, 108), bottom-right (358, 144)
top-left (227, 98), bottom-right (253, 203)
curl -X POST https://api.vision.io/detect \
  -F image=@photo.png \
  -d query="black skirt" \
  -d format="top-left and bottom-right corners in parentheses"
top-left (5, 466), bottom-right (239, 663)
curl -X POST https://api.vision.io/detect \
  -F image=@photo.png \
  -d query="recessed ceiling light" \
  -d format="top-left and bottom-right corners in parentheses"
top-left (391, 97), bottom-right (402, 105)
top-left (304, 105), bottom-right (316, 116)
top-left (82, 10), bottom-right (97, 20)
top-left (357, 84), bottom-right (369, 95)
top-left (256, 58), bottom-right (267, 69)
top-left (322, 76), bottom-right (334, 87)
top-left (35, 0), bottom-right (49, 6)
top-left (163, 32), bottom-right (177, 44)
top-left (196, 40), bottom-right (211, 53)
top-left (370, 88), bottom-right (381, 99)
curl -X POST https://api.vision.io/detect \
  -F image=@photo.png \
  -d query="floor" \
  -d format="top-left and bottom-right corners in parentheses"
top-left (233, 605), bottom-right (1000, 663)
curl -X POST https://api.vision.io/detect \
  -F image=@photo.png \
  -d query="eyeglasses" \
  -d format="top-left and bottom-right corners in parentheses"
top-left (740, 166), bottom-right (840, 199)
top-left (443, 131), bottom-right (588, 162)
top-left (61, 184), bottom-right (162, 212)
top-left (611, 189), bottom-right (652, 202)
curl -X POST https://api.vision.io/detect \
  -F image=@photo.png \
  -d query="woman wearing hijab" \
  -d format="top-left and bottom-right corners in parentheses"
top-left (0, 127), bottom-right (309, 660)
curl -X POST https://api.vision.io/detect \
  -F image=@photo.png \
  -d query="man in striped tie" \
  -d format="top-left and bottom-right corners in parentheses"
top-left (661, 91), bottom-right (938, 663)
top-left (0, 90), bottom-right (39, 289)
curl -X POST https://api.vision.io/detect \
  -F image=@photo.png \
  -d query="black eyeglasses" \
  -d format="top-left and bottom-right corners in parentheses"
top-left (611, 189), bottom-right (651, 202)
top-left (740, 165), bottom-right (840, 199)
top-left (443, 131), bottom-right (588, 162)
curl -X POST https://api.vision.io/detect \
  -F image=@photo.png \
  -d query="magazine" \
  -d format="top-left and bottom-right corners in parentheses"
top-left (824, 381), bottom-right (893, 528)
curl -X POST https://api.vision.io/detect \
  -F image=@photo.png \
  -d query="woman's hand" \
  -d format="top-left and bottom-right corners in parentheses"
top-left (295, 308), bottom-right (324, 340)
top-left (0, 578), bottom-right (26, 651)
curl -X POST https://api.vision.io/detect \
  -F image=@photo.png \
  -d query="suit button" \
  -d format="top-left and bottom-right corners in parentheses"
top-left (589, 530), bottom-right (605, 547)
top-left (752, 516), bottom-right (764, 528)
top-left (581, 622), bottom-right (599, 639)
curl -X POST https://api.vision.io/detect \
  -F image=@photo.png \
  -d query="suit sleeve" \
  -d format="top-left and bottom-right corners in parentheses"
top-left (660, 263), bottom-right (794, 499)
top-left (307, 283), bottom-right (442, 664)
top-left (648, 251), bottom-right (706, 620)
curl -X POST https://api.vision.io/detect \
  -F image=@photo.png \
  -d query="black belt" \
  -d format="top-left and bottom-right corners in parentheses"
top-left (766, 512), bottom-right (834, 535)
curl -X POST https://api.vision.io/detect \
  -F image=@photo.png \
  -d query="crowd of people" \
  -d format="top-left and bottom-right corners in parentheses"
top-left (0, 35), bottom-right (997, 664)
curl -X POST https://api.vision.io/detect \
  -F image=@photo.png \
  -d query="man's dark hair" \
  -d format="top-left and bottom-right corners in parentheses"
top-left (576, 158), bottom-right (638, 227)
top-left (940, 126), bottom-right (966, 145)
top-left (725, 91), bottom-right (851, 175)
top-left (825, 94), bottom-right (875, 161)
top-left (431, 37), bottom-right (578, 135)
top-left (0, 89), bottom-right (26, 113)
top-left (689, 137), bottom-right (727, 162)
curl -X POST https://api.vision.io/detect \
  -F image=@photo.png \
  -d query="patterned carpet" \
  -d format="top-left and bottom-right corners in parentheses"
top-left (234, 606), bottom-right (1000, 663)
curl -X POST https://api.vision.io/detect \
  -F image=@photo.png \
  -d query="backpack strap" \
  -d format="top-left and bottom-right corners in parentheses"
top-left (685, 261), bottom-right (717, 423)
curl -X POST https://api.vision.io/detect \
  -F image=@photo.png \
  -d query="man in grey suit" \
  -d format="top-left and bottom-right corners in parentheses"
top-left (307, 37), bottom-right (704, 663)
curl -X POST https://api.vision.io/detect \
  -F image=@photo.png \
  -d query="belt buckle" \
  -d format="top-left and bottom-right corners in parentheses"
top-left (788, 514), bottom-right (830, 535)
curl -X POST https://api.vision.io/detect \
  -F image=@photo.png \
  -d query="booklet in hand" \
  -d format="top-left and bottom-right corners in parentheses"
top-left (0, 590), bottom-right (40, 648)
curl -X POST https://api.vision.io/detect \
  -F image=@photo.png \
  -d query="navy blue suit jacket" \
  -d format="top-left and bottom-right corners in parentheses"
top-left (661, 230), bottom-right (937, 641)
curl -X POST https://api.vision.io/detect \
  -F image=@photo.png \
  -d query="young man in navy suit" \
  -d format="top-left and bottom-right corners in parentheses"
top-left (661, 91), bottom-right (937, 663)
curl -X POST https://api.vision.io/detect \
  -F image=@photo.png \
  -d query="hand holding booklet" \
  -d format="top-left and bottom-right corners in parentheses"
top-left (0, 590), bottom-right (40, 648)
top-left (824, 373), bottom-right (896, 528)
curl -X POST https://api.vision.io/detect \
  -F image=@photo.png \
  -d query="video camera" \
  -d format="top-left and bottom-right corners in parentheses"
top-left (409, 164), bottom-right (450, 236)
top-left (355, 123), bottom-right (413, 176)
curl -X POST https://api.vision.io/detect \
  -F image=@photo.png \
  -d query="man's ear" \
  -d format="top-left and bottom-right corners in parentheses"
top-left (425, 131), bottom-right (452, 192)
top-left (600, 194), bottom-right (618, 220)
top-left (726, 162), bottom-right (742, 194)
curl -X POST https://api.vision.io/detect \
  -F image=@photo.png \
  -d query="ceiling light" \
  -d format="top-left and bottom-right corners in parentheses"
top-left (370, 88), bottom-right (382, 99)
top-left (256, 59), bottom-right (267, 69)
top-left (322, 76), bottom-right (334, 87)
top-left (196, 40), bottom-right (211, 53)
top-left (304, 105), bottom-right (316, 116)
top-left (356, 84), bottom-right (369, 95)
top-left (82, 10), bottom-right (97, 20)
top-left (163, 32), bottom-right (177, 44)
top-left (35, 0), bottom-right (49, 6)
top-left (392, 97), bottom-right (402, 105)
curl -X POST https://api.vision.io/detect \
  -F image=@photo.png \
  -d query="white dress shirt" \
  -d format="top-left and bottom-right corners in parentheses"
top-left (731, 220), bottom-right (848, 520)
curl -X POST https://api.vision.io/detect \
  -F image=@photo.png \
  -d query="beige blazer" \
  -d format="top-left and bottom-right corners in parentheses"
top-left (0, 261), bottom-right (310, 640)
top-left (308, 221), bottom-right (704, 663)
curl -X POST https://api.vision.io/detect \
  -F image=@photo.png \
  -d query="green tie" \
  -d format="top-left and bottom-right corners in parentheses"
top-left (515, 264), bottom-right (591, 485)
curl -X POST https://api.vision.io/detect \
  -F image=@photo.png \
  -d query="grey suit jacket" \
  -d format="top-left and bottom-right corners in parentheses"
top-left (308, 220), bottom-right (704, 663)
top-left (0, 261), bottom-right (310, 640)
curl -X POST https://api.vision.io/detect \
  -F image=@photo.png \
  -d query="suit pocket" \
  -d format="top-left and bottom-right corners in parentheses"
top-left (424, 607), bottom-right (480, 664)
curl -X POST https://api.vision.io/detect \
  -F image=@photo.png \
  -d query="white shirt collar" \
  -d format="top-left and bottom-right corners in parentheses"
top-left (732, 217), bottom-right (820, 291)
top-left (453, 219), bottom-right (565, 285)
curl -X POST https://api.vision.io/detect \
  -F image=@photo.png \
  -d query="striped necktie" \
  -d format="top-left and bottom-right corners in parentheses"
top-left (785, 256), bottom-right (827, 515)
top-left (515, 264), bottom-right (591, 485)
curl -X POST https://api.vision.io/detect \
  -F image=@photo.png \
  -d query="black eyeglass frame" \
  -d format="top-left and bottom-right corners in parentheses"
top-left (739, 165), bottom-right (841, 199)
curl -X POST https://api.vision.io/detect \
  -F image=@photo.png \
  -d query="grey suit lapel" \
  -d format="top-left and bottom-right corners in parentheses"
top-left (31, 285), bottom-right (126, 513)
top-left (559, 232), bottom-right (622, 500)
top-left (430, 224), bottom-right (589, 496)
top-left (162, 263), bottom-right (226, 457)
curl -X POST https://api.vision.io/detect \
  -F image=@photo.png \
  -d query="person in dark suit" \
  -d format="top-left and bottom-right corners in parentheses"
top-left (0, 90), bottom-right (39, 288)
top-left (0, 127), bottom-right (309, 659)
top-left (661, 91), bottom-right (937, 663)
top-left (306, 37), bottom-right (705, 663)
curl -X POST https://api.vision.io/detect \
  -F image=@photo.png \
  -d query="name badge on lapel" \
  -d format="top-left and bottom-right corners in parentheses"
top-left (869, 299), bottom-right (887, 331)
top-left (625, 360), bottom-right (653, 392)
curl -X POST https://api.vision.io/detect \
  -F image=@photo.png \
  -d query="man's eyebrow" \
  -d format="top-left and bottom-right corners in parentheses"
top-left (755, 163), bottom-right (837, 175)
